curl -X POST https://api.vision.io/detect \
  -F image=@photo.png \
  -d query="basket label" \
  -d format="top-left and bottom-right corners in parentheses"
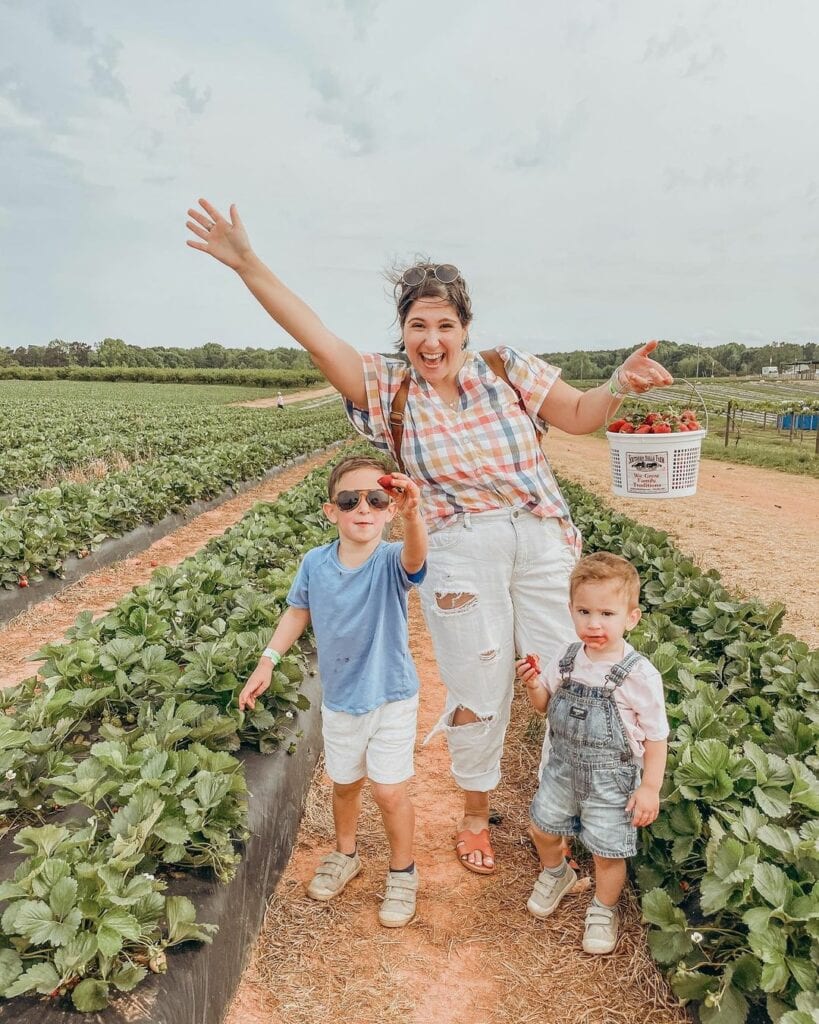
top-left (625, 450), bottom-right (669, 494)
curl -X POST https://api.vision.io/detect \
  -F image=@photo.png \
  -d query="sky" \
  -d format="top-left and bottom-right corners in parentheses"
top-left (2, 0), bottom-right (818, 356)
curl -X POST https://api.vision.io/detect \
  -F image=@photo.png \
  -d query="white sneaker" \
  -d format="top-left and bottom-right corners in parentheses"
top-left (306, 851), bottom-right (362, 901)
top-left (583, 900), bottom-right (619, 954)
top-left (378, 868), bottom-right (419, 928)
top-left (526, 863), bottom-right (577, 919)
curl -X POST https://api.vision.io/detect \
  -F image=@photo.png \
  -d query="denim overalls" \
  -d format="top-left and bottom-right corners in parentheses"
top-left (529, 641), bottom-right (643, 859)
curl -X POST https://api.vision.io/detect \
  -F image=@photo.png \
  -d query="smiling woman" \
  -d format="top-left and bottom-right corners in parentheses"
top-left (185, 197), bottom-right (674, 878)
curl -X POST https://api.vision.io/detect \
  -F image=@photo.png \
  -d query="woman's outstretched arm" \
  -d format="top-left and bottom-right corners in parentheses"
top-left (537, 340), bottom-right (674, 435)
top-left (186, 199), bottom-right (366, 407)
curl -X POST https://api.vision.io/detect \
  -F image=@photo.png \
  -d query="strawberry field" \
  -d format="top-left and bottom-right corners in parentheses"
top-left (0, 381), bottom-right (351, 595)
top-left (0, 425), bottom-right (816, 1022)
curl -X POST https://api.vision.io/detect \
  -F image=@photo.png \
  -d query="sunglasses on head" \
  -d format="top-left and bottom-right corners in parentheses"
top-left (400, 263), bottom-right (460, 287)
top-left (332, 488), bottom-right (392, 512)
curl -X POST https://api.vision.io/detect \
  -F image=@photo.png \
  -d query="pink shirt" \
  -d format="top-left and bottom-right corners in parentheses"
top-left (540, 640), bottom-right (670, 765)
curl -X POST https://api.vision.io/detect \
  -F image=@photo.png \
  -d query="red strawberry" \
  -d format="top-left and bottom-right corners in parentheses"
top-left (377, 474), bottom-right (395, 490)
top-left (607, 419), bottom-right (626, 433)
top-left (687, 420), bottom-right (702, 431)
top-left (652, 423), bottom-right (672, 433)
top-left (150, 560), bottom-right (159, 567)
top-left (525, 653), bottom-right (541, 674)
top-left (681, 409), bottom-right (696, 420)
top-left (644, 412), bottom-right (661, 425)
top-left (619, 423), bottom-right (635, 433)
top-left (18, 576), bottom-right (29, 588)
top-left (635, 424), bottom-right (652, 434)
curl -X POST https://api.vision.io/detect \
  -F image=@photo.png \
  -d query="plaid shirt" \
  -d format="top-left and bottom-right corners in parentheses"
top-left (344, 346), bottom-right (581, 553)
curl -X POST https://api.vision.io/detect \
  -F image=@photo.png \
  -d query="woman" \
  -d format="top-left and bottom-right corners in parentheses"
top-left (186, 199), bottom-right (673, 873)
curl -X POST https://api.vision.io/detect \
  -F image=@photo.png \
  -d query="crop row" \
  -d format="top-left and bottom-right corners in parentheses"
top-left (0, 461), bottom-right (343, 1011)
top-left (558, 476), bottom-right (818, 1024)
top-left (0, 404), bottom-right (351, 590)
top-left (0, 382), bottom-right (332, 494)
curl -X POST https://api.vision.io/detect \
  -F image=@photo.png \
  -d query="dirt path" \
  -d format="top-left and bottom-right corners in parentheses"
top-left (233, 385), bottom-right (337, 408)
top-left (0, 450), bottom-right (342, 691)
top-left (543, 430), bottom-right (818, 647)
top-left (223, 596), bottom-right (689, 1024)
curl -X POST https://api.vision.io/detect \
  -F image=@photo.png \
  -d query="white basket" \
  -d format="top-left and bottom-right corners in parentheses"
top-left (606, 428), bottom-right (706, 498)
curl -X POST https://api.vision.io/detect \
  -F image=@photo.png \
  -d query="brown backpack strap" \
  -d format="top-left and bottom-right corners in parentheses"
top-left (389, 371), bottom-right (411, 473)
top-left (481, 349), bottom-right (527, 413)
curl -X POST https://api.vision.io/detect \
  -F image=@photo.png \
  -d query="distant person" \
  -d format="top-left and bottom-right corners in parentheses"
top-left (276, 391), bottom-right (285, 409)
top-left (187, 198), bottom-right (673, 876)
top-left (515, 553), bottom-right (669, 954)
top-left (238, 456), bottom-right (427, 927)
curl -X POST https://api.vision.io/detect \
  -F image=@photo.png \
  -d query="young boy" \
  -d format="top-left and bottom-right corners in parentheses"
top-left (239, 455), bottom-right (428, 928)
top-left (515, 552), bottom-right (668, 955)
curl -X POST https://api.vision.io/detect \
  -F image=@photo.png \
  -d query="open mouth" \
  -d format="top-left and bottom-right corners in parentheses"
top-left (419, 352), bottom-right (444, 368)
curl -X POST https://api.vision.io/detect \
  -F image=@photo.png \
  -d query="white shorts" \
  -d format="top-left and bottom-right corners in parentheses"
top-left (321, 693), bottom-right (419, 785)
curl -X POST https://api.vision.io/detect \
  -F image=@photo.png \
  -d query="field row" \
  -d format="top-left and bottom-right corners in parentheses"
top-left (0, 382), bottom-right (334, 494)
top-left (0, 396), bottom-right (351, 591)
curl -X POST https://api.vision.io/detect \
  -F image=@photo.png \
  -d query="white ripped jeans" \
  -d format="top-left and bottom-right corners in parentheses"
top-left (419, 508), bottom-right (578, 792)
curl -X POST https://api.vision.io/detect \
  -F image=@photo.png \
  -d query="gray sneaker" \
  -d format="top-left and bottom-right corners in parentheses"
top-left (306, 850), bottom-right (362, 901)
top-left (526, 863), bottom-right (577, 919)
top-left (378, 868), bottom-right (419, 928)
top-left (582, 900), bottom-right (619, 954)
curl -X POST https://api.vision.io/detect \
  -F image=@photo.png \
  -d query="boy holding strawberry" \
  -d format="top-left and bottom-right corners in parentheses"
top-left (239, 455), bottom-right (427, 927)
top-left (516, 552), bottom-right (668, 954)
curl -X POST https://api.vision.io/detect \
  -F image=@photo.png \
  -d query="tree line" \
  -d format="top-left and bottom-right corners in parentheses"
top-left (539, 340), bottom-right (817, 379)
top-left (0, 339), bottom-right (316, 371)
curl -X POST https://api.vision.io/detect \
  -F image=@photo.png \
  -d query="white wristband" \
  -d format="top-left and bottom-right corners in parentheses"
top-left (261, 648), bottom-right (282, 667)
top-left (608, 367), bottom-right (629, 397)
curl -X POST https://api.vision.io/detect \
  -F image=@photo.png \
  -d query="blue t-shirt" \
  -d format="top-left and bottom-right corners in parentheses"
top-left (287, 540), bottom-right (426, 715)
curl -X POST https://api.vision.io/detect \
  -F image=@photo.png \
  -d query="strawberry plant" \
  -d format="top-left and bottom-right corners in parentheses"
top-left (555, 475), bottom-right (819, 1023)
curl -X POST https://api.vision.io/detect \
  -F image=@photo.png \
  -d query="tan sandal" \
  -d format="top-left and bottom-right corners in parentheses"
top-left (455, 828), bottom-right (496, 875)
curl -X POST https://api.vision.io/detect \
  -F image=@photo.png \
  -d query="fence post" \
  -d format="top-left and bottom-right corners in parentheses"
top-left (724, 401), bottom-right (732, 447)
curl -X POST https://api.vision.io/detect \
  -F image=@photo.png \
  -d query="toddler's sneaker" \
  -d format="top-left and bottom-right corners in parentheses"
top-left (526, 862), bottom-right (577, 919)
top-left (582, 899), bottom-right (619, 954)
top-left (378, 867), bottom-right (419, 928)
top-left (306, 850), bottom-right (362, 901)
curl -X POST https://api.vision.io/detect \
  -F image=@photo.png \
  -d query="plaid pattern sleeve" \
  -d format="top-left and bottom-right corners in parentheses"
top-left (344, 353), bottom-right (408, 458)
top-left (497, 346), bottom-right (562, 429)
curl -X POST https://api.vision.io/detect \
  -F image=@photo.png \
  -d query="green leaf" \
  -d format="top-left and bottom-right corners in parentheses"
top-left (3, 959), bottom-right (60, 997)
top-left (0, 948), bottom-right (23, 994)
top-left (699, 983), bottom-right (749, 1024)
top-left (786, 957), bottom-right (818, 992)
top-left (49, 875), bottom-right (78, 918)
top-left (754, 786), bottom-right (792, 819)
top-left (760, 960), bottom-right (790, 993)
top-left (753, 863), bottom-right (791, 908)
top-left (72, 978), bottom-right (111, 1012)
top-left (111, 964), bottom-right (148, 992)
top-left (13, 899), bottom-right (55, 943)
top-left (790, 759), bottom-right (819, 813)
top-left (647, 926), bottom-right (695, 964)
top-left (670, 967), bottom-right (714, 1001)
top-left (641, 887), bottom-right (688, 929)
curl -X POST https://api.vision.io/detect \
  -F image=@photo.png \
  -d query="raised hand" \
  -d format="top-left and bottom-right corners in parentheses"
top-left (186, 198), bottom-right (253, 271)
top-left (619, 340), bottom-right (674, 394)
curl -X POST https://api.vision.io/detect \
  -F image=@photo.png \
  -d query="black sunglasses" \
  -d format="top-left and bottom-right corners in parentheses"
top-left (400, 264), bottom-right (460, 287)
top-left (333, 488), bottom-right (392, 512)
